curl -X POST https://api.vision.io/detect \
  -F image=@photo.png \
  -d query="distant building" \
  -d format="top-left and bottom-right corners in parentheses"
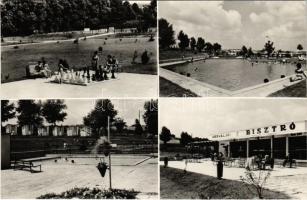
top-left (4, 124), bottom-right (92, 137)
top-left (4, 124), bottom-right (18, 135)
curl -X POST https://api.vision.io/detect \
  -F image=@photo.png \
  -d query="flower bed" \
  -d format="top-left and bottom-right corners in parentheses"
top-left (37, 187), bottom-right (139, 199)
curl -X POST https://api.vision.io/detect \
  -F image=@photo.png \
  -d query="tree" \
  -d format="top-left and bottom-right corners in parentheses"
top-left (247, 47), bottom-right (254, 58)
top-left (134, 119), bottom-right (143, 135)
top-left (42, 100), bottom-right (67, 136)
top-left (1, 100), bottom-right (15, 123)
top-left (240, 168), bottom-right (271, 199)
top-left (83, 99), bottom-right (118, 137)
top-left (241, 45), bottom-right (248, 57)
top-left (159, 18), bottom-right (175, 49)
top-left (1, 100), bottom-right (15, 134)
top-left (160, 126), bottom-right (171, 144)
top-left (180, 131), bottom-right (193, 146)
top-left (16, 100), bottom-right (43, 136)
top-left (213, 43), bottom-right (222, 55)
top-left (143, 99), bottom-right (158, 135)
top-left (205, 42), bottom-right (213, 54)
top-left (113, 117), bottom-right (126, 133)
top-left (1, 0), bottom-right (156, 37)
top-left (190, 37), bottom-right (196, 51)
top-left (178, 30), bottom-right (189, 51)
top-left (264, 40), bottom-right (275, 57)
top-left (196, 37), bottom-right (205, 52)
top-left (297, 44), bottom-right (303, 51)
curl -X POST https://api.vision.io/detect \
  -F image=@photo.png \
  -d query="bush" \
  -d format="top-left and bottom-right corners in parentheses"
top-left (148, 35), bottom-right (155, 42)
top-left (141, 50), bottom-right (150, 64)
top-left (37, 187), bottom-right (139, 199)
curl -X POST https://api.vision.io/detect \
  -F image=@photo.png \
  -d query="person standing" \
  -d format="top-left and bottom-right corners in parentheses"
top-left (92, 51), bottom-right (99, 80)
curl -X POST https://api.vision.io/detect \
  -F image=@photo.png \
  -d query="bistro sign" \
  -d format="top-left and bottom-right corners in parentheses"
top-left (245, 122), bottom-right (296, 136)
top-left (211, 121), bottom-right (306, 141)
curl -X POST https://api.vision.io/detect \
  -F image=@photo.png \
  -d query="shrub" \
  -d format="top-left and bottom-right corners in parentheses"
top-left (37, 187), bottom-right (139, 199)
top-left (148, 35), bottom-right (155, 42)
top-left (141, 50), bottom-right (150, 64)
top-left (240, 168), bottom-right (271, 199)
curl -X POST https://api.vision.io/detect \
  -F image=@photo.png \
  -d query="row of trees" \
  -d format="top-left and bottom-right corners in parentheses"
top-left (159, 18), bottom-right (222, 54)
top-left (240, 42), bottom-right (304, 58)
top-left (160, 126), bottom-right (207, 146)
top-left (1, 0), bottom-right (156, 37)
top-left (82, 99), bottom-right (158, 137)
top-left (1, 100), bottom-right (67, 136)
top-left (1, 99), bottom-right (158, 137)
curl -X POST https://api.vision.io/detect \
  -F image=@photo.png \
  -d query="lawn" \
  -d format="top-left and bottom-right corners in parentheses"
top-left (269, 80), bottom-right (306, 97)
top-left (1, 35), bottom-right (157, 83)
top-left (159, 76), bottom-right (198, 97)
top-left (160, 167), bottom-right (290, 199)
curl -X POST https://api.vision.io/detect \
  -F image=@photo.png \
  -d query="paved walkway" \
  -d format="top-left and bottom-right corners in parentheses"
top-left (163, 160), bottom-right (307, 199)
top-left (160, 68), bottom-right (231, 97)
top-left (1, 73), bottom-right (158, 98)
top-left (1, 157), bottom-right (158, 199)
top-left (2, 32), bottom-right (114, 48)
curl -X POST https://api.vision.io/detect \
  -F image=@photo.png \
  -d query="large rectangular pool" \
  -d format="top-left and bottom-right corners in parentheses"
top-left (164, 59), bottom-right (305, 91)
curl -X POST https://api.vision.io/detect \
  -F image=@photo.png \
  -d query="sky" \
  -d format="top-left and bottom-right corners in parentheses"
top-left (4, 99), bottom-right (150, 126)
top-left (159, 98), bottom-right (307, 138)
top-left (159, 1), bottom-right (307, 50)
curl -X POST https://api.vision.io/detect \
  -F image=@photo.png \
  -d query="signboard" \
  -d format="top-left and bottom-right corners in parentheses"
top-left (210, 121), bottom-right (306, 141)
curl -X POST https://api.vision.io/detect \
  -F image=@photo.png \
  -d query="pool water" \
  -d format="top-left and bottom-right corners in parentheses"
top-left (164, 59), bottom-right (305, 91)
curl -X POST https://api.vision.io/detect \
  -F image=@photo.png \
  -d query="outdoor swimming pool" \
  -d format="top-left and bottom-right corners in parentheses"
top-left (164, 59), bottom-right (306, 91)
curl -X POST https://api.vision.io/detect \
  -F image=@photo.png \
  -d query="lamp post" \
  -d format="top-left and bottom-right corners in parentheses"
top-left (108, 116), bottom-right (112, 190)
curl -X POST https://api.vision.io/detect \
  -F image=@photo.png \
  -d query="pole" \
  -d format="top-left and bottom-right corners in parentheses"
top-left (108, 116), bottom-right (112, 190)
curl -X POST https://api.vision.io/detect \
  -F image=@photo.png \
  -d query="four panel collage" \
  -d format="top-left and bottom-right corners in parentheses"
top-left (1, 0), bottom-right (306, 199)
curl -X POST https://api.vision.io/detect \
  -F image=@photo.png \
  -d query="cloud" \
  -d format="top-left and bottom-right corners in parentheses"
top-left (249, 1), bottom-right (306, 40)
top-left (159, 1), bottom-right (242, 42)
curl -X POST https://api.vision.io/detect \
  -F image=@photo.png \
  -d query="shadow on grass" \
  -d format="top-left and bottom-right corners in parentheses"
top-left (269, 80), bottom-right (306, 97)
top-left (159, 76), bottom-right (198, 97)
top-left (160, 167), bottom-right (291, 199)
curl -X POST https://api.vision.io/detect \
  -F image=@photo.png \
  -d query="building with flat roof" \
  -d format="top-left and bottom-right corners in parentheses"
top-left (209, 120), bottom-right (307, 160)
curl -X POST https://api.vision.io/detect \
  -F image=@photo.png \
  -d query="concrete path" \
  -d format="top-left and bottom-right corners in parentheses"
top-left (2, 32), bottom-right (114, 48)
top-left (160, 68), bottom-right (231, 97)
top-left (1, 73), bottom-right (158, 98)
top-left (1, 157), bottom-right (158, 199)
top-left (163, 160), bottom-right (307, 199)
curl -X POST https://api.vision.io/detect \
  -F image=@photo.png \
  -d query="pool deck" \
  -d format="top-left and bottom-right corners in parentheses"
top-left (162, 160), bottom-right (307, 199)
top-left (1, 157), bottom-right (158, 199)
top-left (1, 73), bottom-right (158, 98)
top-left (160, 60), bottom-right (306, 97)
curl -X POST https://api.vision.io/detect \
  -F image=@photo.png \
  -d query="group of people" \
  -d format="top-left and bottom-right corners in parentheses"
top-left (89, 51), bottom-right (119, 81)
top-left (33, 51), bottom-right (119, 82)
top-left (34, 57), bottom-right (52, 78)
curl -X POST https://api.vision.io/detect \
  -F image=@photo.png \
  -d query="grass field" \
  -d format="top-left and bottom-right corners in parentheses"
top-left (1, 35), bottom-right (157, 83)
top-left (159, 76), bottom-right (198, 97)
top-left (269, 79), bottom-right (306, 97)
top-left (160, 167), bottom-right (290, 199)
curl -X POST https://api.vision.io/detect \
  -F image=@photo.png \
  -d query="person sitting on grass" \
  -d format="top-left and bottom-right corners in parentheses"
top-left (291, 63), bottom-right (307, 82)
top-left (41, 59), bottom-right (52, 78)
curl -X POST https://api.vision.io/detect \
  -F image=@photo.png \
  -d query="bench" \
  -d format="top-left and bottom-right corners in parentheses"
top-left (13, 160), bottom-right (42, 173)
